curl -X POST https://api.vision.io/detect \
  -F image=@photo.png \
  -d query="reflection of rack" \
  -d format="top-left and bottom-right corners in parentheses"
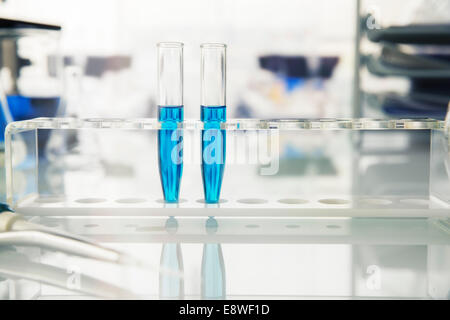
top-left (32, 216), bottom-right (450, 245)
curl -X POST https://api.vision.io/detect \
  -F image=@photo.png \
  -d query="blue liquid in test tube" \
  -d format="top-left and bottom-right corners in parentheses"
top-left (200, 44), bottom-right (227, 204)
top-left (201, 106), bottom-right (226, 204)
top-left (158, 106), bottom-right (183, 202)
top-left (157, 43), bottom-right (184, 203)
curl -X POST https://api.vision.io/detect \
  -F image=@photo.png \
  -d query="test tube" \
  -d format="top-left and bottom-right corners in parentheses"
top-left (200, 43), bottom-right (226, 204)
top-left (157, 42), bottom-right (184, 203)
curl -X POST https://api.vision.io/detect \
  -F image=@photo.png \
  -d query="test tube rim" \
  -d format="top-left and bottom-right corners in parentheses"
top-left (200, 43), bottom-right (227, 49)
top-left (157, 42), bottom-right (184, 48)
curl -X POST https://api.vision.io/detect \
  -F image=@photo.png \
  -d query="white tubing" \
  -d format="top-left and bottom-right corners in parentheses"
top-left (0, 231), bottom-right (121, 263)
top-left (0, 211), bottom-right (20, 232)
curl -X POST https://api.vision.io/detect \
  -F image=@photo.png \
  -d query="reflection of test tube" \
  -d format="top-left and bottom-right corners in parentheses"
top-left (157, 42), bottom-right (184, 203)
top-left (200, 44), bottom-right (226, 204)
top-left (159, 217), bottom-right (184, 299)
top-left (201, 217), bottom-right (226, 300)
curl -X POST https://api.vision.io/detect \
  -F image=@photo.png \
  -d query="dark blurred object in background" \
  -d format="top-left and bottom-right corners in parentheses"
top-left (259, 55), bottom-right (339, 79)
top-left (0, 17), bottom-right (62, 146)
top-left (362, 17), bottom-right (450, 120)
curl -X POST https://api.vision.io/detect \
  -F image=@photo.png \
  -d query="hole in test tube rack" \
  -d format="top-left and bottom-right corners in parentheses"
top-left (75, 198), bottom-right (107, 204)
top-left (326, 225), bottom-right (341, 229)
top-left (286, 224), bottom-right (301, 229)
top-left (245, 224), bottom-right (260, 229)
top-left (237, 198), bottom-right (268, 204)
top-left (278, 198), bottom-right (309, 205)
top-left (318, 198), bottom-right (350, 205)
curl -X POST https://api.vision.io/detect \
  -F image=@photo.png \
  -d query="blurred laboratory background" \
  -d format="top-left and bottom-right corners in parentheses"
top-left (2, 0), bottom-right (449, 122)
top-left (1, 0), bottom-right (357, 121)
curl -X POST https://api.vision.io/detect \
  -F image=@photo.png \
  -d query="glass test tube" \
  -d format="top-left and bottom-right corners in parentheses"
top-left (157, 42), bottom-right (184, 203)
top-left (200, 43), bottom-right (226, 204)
